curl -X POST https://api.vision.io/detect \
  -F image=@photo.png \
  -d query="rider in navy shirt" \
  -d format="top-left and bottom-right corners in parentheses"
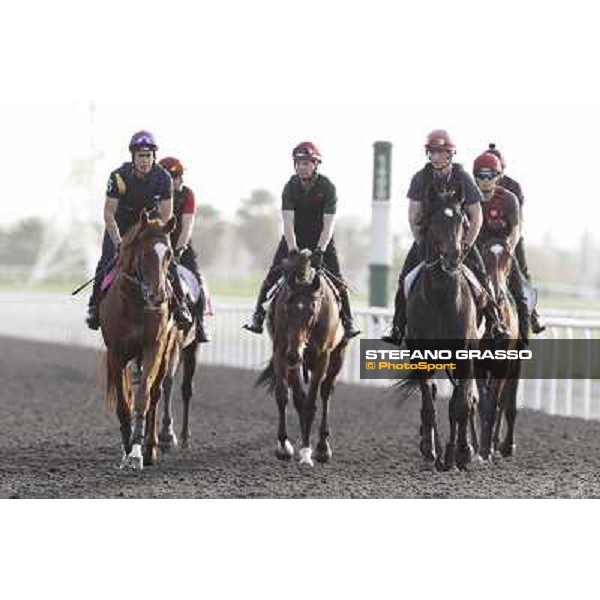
top-left (86, 131), bottom-right (192, 330)
top-left (382, 129), bottom-right (509, 346)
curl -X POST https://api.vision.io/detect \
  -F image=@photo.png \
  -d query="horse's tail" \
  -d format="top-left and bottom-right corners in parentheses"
top-left (255, 358), bottom-right (276, 395)
top-left (103, 350), bottom-right (132, 412)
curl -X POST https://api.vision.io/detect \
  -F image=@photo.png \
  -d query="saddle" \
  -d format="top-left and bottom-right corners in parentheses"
top-left (101, 264), bottom-right (213, 316)
top-left (267, 270), bottom-right (341, 307)
top-left (404, 262), bottom-right (485, 305)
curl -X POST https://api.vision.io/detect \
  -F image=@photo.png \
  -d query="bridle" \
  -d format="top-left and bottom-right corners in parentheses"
top-left (119, 237), bottom-right (170, 311)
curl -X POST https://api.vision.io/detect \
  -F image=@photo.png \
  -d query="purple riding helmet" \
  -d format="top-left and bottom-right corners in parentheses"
top-left (129, 130), bottom-right (158, 152)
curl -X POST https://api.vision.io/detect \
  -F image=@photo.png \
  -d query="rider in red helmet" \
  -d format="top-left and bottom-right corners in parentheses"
top-left (472, 151), bottom-right (530, 344)
top-left (158, 157), bottom-right (210, 343)
top-left (485, 142), bottom-right (545, 333)
top-left (85, 131), bottom-right (192, 330)
top-left (382, 130), bottom-right (509, 345)
top-left (243, 141), bottom-right (360, 338)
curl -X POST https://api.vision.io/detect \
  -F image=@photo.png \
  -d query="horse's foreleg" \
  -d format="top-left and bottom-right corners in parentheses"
top-left (144, 378), bottom-right (163, 466)
top-left (455, 380), bottom-right (474, 470)
top-left (477, 377), bottom-right (494, 460)
top-left (274, 356), bottom-right (293, 461)
top-left (316, 344), bottom-right (346, 464)
top-left (112, 355), bottom-right (132, 459)
top-left (298, 352), bottom-right (329, 467)
top-left (420, 380), bottom-right (440, 469)
top-left (159, 342), bottom-right (181, 452)
top-left (180, 341), bottom-right (198, 449)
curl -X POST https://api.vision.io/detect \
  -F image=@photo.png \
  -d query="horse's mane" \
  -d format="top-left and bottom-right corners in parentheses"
top-left (118, 217), bottom-right (169, 268)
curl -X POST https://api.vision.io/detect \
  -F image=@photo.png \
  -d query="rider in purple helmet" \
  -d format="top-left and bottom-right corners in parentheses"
top-left (85, 131), bottom-right (192, 330)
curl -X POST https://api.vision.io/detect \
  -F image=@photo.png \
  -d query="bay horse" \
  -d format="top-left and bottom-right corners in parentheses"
top-left (256, 249), bottom-right (349, 467)
top-left (396, 201), bottom-right (480, 471)
top-left (101, 210), bottom-right (178, 470)
top-left (157, 318), bottom-right (200, 452)
top-left (475, 237), bottom-right (521, 460)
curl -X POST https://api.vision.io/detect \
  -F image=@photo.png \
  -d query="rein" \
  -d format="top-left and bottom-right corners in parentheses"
top-left (118, 241), bottom-right (168, 311)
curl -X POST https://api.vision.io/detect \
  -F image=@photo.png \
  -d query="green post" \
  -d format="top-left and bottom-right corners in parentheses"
top-left (369, 141), bottom-right (392, 307)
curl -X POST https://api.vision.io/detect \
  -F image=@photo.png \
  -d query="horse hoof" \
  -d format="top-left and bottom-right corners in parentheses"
top-left (420, 459), bottom-right (437, 473)
top-left (159, 430), bottom-right (178, 451)
top-left (275, 440), bottom-right (294, 461)
top-left (314, 441), bottom-right (332, 463)
top-left (298, 447), bottom-right (314, 467)
top-left (500, 443), bottom-right (516, 458)
top-left (120, 444), bottom-right (144, 471)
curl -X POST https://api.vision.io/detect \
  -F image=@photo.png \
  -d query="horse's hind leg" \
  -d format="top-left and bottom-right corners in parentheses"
top-left (180, 341), bottom-right (199, 449)
top-left (500, 376), bottom-right (519, 457)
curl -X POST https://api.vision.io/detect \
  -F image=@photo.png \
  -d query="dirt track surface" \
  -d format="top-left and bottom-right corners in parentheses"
top-left (2, 336), bottom-right (600, 498)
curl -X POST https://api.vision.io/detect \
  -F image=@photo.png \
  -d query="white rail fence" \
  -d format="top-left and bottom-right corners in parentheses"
top-left (1, 293), bottom-right (599, 420)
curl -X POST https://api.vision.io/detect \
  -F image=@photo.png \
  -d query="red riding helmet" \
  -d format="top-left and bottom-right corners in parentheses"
top-left (292, 141), bottom-right (322, 164)
top-left (473, 152), bottom-right (502, 174)
top-left (425, 129), bottom-right (456, 152)
top-left (159, 156), bottom-right (184, 178)
top-left (487, 143), bottom-right (506, 170)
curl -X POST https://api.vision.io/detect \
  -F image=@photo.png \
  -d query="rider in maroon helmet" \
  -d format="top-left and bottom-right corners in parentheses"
top-left (243, 141), bottom-right (360, 339)
top-left (485, 142), bottom-right (545, 333)
top-left (159, 156), bottom-right (210, 343)
top-left (382, 129), bottom-right (509, 345)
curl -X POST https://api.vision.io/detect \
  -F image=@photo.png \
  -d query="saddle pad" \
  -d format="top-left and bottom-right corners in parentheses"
top-left (100, 264), bottom-right (118, 292)
top-left (176, 265), bottom-right (214, 316)
top-left (404, 263), bottom-right (423, 299)
top-left (177, 265), bottom-right (200, 304)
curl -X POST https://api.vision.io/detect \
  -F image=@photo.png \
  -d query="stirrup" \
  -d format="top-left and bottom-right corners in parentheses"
top-left (530, 311), bottom-right (546, 334)
top-left (86, 306), bottom-right (100, 330)
top-left (381, 325), bottom-right (404, 346)
top-left (242, 312), bottom-right (265, 334)
top-left (343, 319), bottom-right (361, 339)
top-left (490, 320), bottom-right (510, 340)
top-left (195, 321), bottom-right (211, 343)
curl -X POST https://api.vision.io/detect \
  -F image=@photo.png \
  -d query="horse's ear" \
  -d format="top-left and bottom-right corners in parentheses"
top-left (163, 215), bottom-right (177, 234)
top-left (140, 210), bottom-right (149, 229)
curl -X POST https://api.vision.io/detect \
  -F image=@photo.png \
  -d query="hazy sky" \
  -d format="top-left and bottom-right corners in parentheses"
top-left (1, 0), bottom-right (597, 249)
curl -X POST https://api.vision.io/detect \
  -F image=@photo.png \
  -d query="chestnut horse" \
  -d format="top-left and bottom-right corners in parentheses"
top-left (475, 237), bottom-right (521, 460)
top-left (101, 211), bottom-right (178, 470)
top-left (256, 249), bottom-right (350, 467)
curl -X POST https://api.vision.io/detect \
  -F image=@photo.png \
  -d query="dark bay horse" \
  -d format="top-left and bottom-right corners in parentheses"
top-left (101, 211), bottom-right (178, 470)
top-left (256, 249), bottom-right (349, 467)
top-left (475, 237), bottom-right (521, 460)
top-left (396, 201), bottom-right (480, 471)
top-left (158, 318), bottom-right (200, 452)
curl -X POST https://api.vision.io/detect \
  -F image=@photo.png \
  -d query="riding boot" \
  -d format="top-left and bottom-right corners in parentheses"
top-left (194, 288), bottom-right (211, 343)
top-left (381, 285), bottom-right (406, 346)
top-left (516, 299), bottom-right (530, 348)
top-left (86, 289), bottom-right (101, 330)
top-left (168, 263), bottom-right (193, 329)
top-left (530, 307), bottom-right (546, 334)
top-left (339, 287), bottom-right (361, 339)
top-left (481, 276), bottom-right (510, 340)
top-left (243, 279), bottom-right (270, 334)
